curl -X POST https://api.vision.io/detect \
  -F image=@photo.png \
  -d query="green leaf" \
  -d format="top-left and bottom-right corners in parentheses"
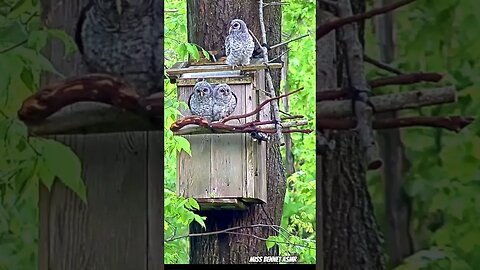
top-left (19, 67), bottom-right (34, 91)
top-left (0, 20), bottom-right (27, 48)
top-left (46, 29), bottom-right (78, 57)
top-left (26, 30), bottom-right (47, 52)
top-left (193, 214), bottom-right (206, 229)
top-left (187, 197), bottom-right (200, 210)
top-left (175, 136), bottom-right (191, 156)
top-left (12, 46), bottom-right (64, 78)
top-left (178, 43), bottom-right (187, 60)
top-left (186, 43), bottom-right (200, 61)
top-left (265, 236), bottom-right (276, 250)
top-left (201, 48), bottom-right (210, 60)
top-left (41, 139), bottom-right (86, 202)
top-left (37, 158), bottom-right (54, 190)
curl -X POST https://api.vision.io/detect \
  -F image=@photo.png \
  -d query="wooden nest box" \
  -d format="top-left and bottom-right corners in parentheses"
top-left (167, 59), bottom-right (283, 210)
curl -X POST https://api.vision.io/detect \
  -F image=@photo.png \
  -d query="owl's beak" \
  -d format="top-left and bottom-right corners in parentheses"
top-left (115, 0), bottom-right (123, 15)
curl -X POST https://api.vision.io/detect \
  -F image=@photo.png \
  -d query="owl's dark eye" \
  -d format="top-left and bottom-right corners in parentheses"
top-left (220, 89), bottom-right (225, 93)
top-left (233, 23), bottom-right (239, 28)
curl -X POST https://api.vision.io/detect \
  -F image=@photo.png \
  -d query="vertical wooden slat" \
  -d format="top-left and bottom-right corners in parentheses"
top-left (211, 84), bottom-right (245, 197)
top-left (147, 131), bottom-right (163, 270)
top-left (178, 135), bottom-right (212, 198)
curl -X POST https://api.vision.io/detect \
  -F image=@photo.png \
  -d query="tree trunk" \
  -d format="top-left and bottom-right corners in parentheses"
top-left (186, 0), bottom-right (286, 264)
top-left (374, 0), bottom-right (413, 267)
top-left (318, 0), bottom-right (386, 269)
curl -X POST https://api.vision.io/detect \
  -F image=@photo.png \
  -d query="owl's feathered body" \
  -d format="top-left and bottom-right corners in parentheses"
top-left (188, 81), bottom-right (214, 122)
top-left (77, 0), bottom-right (162, 96)
top-left (225, 19), bottom-right (254, 67)
top-left (212, 83), bottom-right (237, 121)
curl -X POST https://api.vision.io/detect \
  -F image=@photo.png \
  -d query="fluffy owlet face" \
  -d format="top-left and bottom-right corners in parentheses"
top-left (188, 81), bottom-right (214, 121)
top-left (193, 81), bottom-right (212, 98)
top-left (213, 84), bottom-right (232, 100)
top-left (229, 19), bottom-right (248, 34)
top-left (212, 83), bottom-right (237, 121)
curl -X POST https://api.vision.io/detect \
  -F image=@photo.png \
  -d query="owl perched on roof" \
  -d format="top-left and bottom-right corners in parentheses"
top-left (212, 83), bottom-right (237, 121)
top-left (76, 0), bottom-right (162, 97)
top-left (188, 81), bottom-right (214, 122)
top-left (225, 19), bottom-right (255, 68)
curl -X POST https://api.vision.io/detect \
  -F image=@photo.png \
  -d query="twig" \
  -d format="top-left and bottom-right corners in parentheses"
top-left (164, 9), bottom-right (178, 12)
top-left (166, 223), bottom-right (303, 242)
top-left (221, 87), bottom-right (303, 123)
top-left (270, 33), bottom-right (310, 50)
top-left (317, 0), bottom-right (417, 40)
top-left (225, 232), bottom-right (315, 249)
top-left (317, 116), bottom-right (474, 133)
top-left (364, 54), bottom-right (403, 75)
top-left (0, 40), bottom-right (27, 54)
top-left (259, 0), bottom-right (285, 145)
top-left (369, 72), bottom-right (443, 88)
top-left (268, 48), bottom-right (290, 63)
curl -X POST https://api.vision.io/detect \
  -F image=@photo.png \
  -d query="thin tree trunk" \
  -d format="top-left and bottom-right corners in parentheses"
top-left (186, 0), bottom-right (286, 264)
top-left (374, 0), bottom-right (413, 267)
top-left (319, 0), bottom-right (386, 269)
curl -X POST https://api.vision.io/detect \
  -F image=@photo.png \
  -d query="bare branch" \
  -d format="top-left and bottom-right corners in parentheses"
top-left (316, 86), bottom-right (456, 118)
top-left (270, 33), bottom-right (310, 50)
top-left (364, 54), bottom-right (403, 75)
top-left (317, 0), bottom-right (417, 40)
top-left (259, 0), bottom-right (285, 145)
top-left (369, 72), bottom-right (443, 88)
top-left (317, 116), bottom-right (474, 133)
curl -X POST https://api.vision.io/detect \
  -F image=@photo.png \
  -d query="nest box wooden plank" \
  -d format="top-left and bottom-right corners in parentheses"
top-left (169, 62), bottom-right (276, 210)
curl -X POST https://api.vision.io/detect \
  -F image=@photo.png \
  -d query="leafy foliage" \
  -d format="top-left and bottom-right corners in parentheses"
top-left (1, 0), bottom-right (84, 269)
top-left (365, 0), bottom-right (480, 269)
top-left (163, 0), bottom-right (316, 264)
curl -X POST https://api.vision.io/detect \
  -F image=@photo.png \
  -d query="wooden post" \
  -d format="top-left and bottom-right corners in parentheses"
top-left (38, 1), bottom-right (163, 269)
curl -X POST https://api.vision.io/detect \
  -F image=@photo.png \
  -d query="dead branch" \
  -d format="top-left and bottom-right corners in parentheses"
top-left (317, 0), bottom-right (417, 40)
top-left (364, 54), bottom-right (403, 75)
top-left (170, 115), bottom-right (311, 135)
top-left (18, 73), bottom-right (146, 122)
top-left (172, 119), bottom-right (309, 135)
top-left (221, 87), bottom-right (304, 123)
top-left (316, 72), bottom-right (444, 101)
top-left (317, 116), bottom-right (474, 133)
top-left (369, 72), bottom-right (443, 88)
top-left (317, 86), bottom-right (456, 118)
top-left (269, 33), bottom-right (310, 50)
top-left (259, 0), bottom-right (284, 145)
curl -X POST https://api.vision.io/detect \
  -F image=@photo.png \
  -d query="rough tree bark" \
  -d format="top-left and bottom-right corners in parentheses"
top-left (319, 0), bottom-right (386, 269)
top-left (186, 0), bottom-right (286, 264)
top-left (374, 0), bottom-right (413, 267)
